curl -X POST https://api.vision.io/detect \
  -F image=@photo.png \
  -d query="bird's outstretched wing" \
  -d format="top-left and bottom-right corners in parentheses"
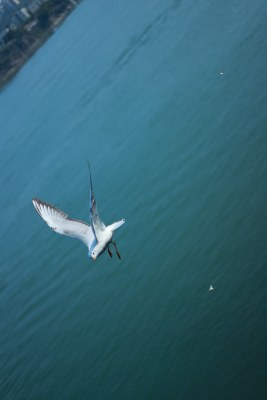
top-left (32, 198), bottom-right (94, 247)
top-left (88, 164), bottom-right (106, 240)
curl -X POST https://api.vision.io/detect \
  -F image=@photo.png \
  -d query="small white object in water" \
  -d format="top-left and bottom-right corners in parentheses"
top-left (220, 72), bottom-right (224, 75)
top-left (209, 285), bottom-right (214, 291)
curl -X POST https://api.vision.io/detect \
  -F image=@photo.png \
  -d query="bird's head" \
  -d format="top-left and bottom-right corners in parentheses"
top-left (88, 249), bottom-right (97, 261)
top-left (89, 243), bottom-right (106, 261)
top-left (91, 249), bottom-right (97, 261)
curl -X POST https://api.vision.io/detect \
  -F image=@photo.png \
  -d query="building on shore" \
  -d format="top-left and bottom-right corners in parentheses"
top-left (9, 6), bottom-right (30, 29)
top-left (0, 0), bottom-right (48, 31)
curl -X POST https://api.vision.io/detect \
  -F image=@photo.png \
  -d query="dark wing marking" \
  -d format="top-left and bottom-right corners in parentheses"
top-left (88, 164), bottom-right (105, 241)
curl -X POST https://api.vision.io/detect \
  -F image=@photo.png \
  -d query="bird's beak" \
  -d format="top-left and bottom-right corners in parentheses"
top-left (92, 256), bottom-right (96, 261)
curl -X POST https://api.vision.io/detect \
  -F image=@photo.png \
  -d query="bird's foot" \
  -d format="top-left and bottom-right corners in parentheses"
top-left (108, 246), bottom-right (113, 258)
top-left (112, 241), bottom-right (121, 260)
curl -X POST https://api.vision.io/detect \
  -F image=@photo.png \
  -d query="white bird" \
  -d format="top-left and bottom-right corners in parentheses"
top-left (209, 285), bottom-right (214, 291)
top-left (32, 166), bottom-right (125, 261)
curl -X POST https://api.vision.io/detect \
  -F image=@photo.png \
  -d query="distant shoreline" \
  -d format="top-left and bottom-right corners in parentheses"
top-left (0, 1), bottom-right (80, 91)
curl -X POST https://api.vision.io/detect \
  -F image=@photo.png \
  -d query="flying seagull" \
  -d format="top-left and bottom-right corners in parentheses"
top-left (32, 166), bottom-right (125, 261)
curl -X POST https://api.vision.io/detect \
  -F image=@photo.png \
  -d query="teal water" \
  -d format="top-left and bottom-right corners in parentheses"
top-left (1, 0), bottom-right (267, 398)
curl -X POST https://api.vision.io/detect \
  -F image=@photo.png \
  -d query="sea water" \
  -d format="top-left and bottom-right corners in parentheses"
top-left (0, 0), bottom-right (267, 398)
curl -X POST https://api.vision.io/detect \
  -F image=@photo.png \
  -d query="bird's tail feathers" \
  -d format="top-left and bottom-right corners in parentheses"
top-left (107, 219), bottom-right (126, 232)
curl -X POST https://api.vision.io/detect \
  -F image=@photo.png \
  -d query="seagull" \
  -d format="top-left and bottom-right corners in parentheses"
top-left (32, 166), bottom-right (125, 261)
top-left (209, 285), bottom-right (214, 291)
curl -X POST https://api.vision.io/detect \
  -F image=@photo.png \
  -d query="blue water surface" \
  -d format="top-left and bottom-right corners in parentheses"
top-left (1, 0), bottom-right (267, 399)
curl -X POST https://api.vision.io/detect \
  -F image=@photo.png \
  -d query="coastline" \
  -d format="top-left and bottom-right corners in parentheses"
top-left (0, 2), bottom-right (79, 91)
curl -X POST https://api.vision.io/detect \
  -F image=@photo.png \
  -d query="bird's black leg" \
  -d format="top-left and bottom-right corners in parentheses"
top-left (108, 245), bottom-right (113, 258)
top-left (112, 241), bottom-right (121, 260)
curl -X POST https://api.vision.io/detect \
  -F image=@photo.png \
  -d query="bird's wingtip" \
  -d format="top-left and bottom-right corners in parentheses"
top-left (32, 198), bottom-right (40, 204)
